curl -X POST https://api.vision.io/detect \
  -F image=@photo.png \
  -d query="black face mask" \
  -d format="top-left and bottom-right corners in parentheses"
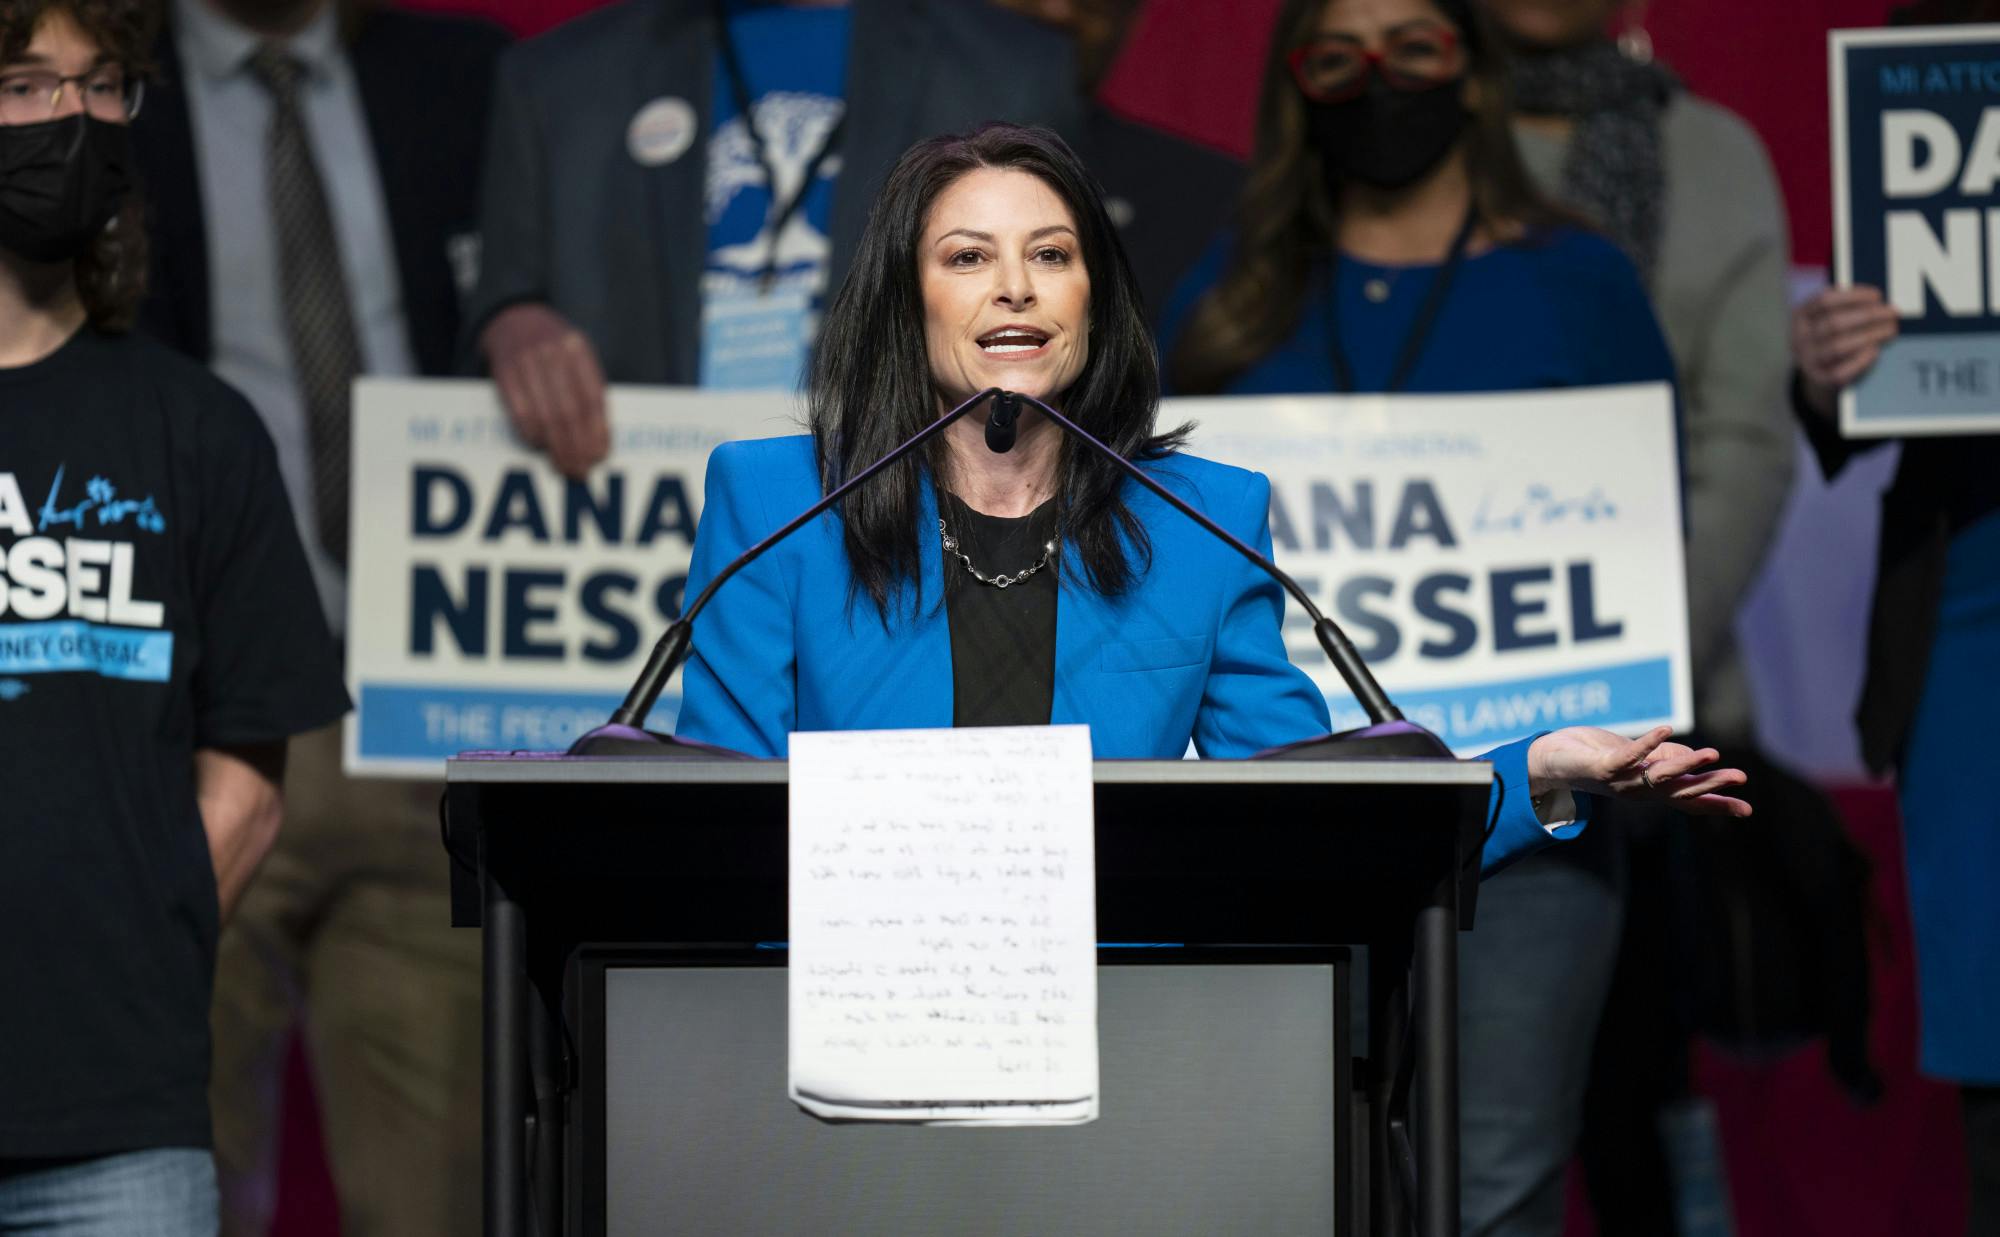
top-left (1305, 78), bottom-right (1471, 192)
top-left (0, 113), bottom-right (134, 264)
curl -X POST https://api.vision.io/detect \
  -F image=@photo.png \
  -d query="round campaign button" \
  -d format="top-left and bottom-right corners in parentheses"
top-left (627, 97), bottom-right (697, 168)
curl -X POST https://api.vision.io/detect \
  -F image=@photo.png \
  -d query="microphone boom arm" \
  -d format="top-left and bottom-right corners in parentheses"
top-left (606, 387), bottom-right (1008, 730)
top-left (1012, 392), bottom-right (1405, 728)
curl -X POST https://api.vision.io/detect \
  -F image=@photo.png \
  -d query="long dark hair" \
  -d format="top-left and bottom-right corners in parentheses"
top-left (0, 0), bottom-right (155, 331)
top-left (1168, 0), bottom-right (1565, 395)
top-left (809, 122), bottom-right (1183, 619)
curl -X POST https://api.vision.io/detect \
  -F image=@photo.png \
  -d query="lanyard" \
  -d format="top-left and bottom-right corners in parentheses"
top-left (713, 0), bottom-right (847, 289)
top-left (1323, 204), bottom-right (1479, 394)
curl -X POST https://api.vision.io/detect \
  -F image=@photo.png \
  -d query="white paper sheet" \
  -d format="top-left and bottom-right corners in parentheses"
top-left (787, 725), bottom-right (1099, 1125)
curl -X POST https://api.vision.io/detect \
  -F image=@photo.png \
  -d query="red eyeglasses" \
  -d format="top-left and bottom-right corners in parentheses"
top-left (1285, 25), bottom-right (1466, 103)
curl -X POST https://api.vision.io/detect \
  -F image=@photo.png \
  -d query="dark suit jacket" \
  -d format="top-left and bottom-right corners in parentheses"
top-left (463, 0), bottom-right (1084, 383)
top-left (1794, 377), bottom-right (2000, 774)
top-left (132, 7), bottom-right (508, 377)
top-left (1076, 105), bottom-right (1244, 329)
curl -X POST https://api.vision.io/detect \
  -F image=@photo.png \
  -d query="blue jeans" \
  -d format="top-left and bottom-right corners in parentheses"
top-left (0, 1149), bottom-right (217, 1236)
top-left (1457, 830), bottom-right (1625, 1237)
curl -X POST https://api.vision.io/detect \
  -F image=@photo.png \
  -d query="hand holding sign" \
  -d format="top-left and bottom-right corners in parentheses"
top-left (1528, 724), bottom-right (1752, 818)
top-left (1792, 285), bottom-right (1902, 419)
top-left (1831, 25), bottom-right (2000, 435)
top-left (481, 302), bottom-right (612, 480)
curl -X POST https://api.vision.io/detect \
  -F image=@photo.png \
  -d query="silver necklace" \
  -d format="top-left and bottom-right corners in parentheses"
top-left (938, 517), bottom-right (1057, 589)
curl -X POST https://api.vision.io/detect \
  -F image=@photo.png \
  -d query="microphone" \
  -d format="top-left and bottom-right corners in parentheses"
top-left (567, 387), bottom-right (1012, 757)
top-left (984, 390), bottom-right (1023, 454)
top-left (998, 391), bottom-right (1449, 760)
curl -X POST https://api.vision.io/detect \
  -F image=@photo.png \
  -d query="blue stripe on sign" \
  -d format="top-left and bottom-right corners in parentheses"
top-left (357, 683), bottom-right (683, 760)
top-left (0, 620), bottom-right (175, 683)
top-left (1326, 656), bottom-right (1674, 749)
top-left (1853, 334), bottom-right (2000, 423)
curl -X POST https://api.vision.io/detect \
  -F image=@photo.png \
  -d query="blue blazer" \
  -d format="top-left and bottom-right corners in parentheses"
top-left (676, 436), bottom-right (1579, 875)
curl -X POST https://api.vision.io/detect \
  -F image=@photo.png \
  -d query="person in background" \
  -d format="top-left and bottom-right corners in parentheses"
top-left (993, 0), bottom-right (1255, 325)
top-left (465, 0), bottom-right (1084, 479)
top-left (1480, 2), bottom-right (1799, 1230)
top-left (1492, 0), bottom-right (1792, 754)
top-left (1161, 0), bottom-right (1676, 1232)
top-left (1791, 11), bottom-right (2000, 1237)
top-left (0, 0), bottom-right (347, 1229)
top-left (129, 0), bottom-right (505, 1231)
top-left (989, 0), bottom-right (1138, 89)
top-left (1794, 289), bottom-right (2000, 1237)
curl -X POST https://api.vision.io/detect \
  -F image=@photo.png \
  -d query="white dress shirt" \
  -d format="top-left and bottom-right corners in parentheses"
top-left (173, 0), bottom-right (415, 635)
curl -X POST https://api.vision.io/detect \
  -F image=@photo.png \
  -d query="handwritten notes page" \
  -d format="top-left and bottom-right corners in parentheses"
top-left (787, 725), bottom-right (1099, 1125)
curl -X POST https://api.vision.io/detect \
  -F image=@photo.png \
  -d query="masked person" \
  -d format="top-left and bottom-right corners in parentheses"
top-left (1161, 1), bottom-right (1676, 1233)
top-left (0, 0), bottom-right (347, 1230)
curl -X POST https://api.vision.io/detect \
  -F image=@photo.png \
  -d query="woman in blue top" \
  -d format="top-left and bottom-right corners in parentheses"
top-left (1161, 2), bottom-right (1677, 1233)
top-left (676, 123), bottom-right (1743, 882)
top-left (1161, 6), bottom-right (1670, 397)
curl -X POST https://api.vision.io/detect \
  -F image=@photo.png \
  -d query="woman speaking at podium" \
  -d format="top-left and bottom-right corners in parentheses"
top-left (674, 123), bottom-right (1745, 876)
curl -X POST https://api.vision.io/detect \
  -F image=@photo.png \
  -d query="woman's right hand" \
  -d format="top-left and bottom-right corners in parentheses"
top-left (482, 302), bottom-right (611, 480)
top-left (1790, 284), bottom-right (1900, 419)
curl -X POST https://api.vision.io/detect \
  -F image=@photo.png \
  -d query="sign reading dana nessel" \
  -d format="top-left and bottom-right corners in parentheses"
top-left (344, 379), bottom-right (798, 776)
top-left (351, 380), bottom-right (1687, 773)
top-left (1177, 384), bottom-right (1691, 756)
top-left (1833, 23), bottom-right (2000, 437)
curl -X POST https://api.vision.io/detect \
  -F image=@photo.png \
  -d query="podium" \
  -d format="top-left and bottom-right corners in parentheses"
top-left (445, 755), bottom-right (1492, 1237)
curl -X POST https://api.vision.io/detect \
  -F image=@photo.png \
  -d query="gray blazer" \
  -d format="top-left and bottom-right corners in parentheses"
top-left (1517, 95), bottom-right (1795, 741)
top-left (464, 0), bottom-right (1082, 383)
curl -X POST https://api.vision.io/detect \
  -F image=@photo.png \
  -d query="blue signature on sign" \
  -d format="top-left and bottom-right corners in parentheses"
top-left (37, 465), bottom-right (167, 535)
top-left (1472, 483), bottom-right (1617, 533)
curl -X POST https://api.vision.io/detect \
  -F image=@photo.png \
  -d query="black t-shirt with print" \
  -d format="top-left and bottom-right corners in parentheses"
top-left (0, 327), bottom-right (348, 1158)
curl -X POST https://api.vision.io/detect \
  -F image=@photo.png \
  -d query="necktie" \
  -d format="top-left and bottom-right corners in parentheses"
top-left (248, 43), bottom-right (360, 569)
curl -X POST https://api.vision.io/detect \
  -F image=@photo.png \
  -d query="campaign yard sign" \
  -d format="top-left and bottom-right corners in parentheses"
top-left (1832, 24), bottom-right (2000, 436)
top-left (1177, 384), bottom-right (1691, 756)
top-left (350, 380), bottom-right (1688, 774)
top-left (344, 380), bottom-right (798, 776)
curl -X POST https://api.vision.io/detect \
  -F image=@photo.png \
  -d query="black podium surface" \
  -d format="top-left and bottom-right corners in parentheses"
top-left (445, 755), bottom-right (1493, 1237)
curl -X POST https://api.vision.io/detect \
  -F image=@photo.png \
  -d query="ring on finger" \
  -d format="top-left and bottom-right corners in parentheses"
top-left (1639, 764), bottom-right (1656, 791)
